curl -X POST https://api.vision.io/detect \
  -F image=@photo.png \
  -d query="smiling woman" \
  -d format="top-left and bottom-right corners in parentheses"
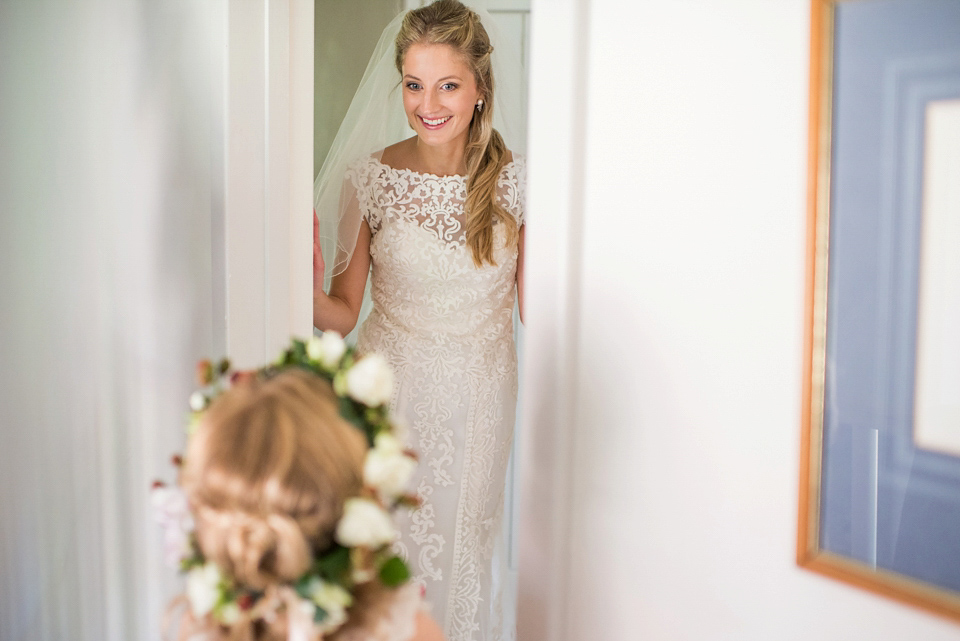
top-left (399, 43), bottom-right (482, 157)
top-left (311, 3), bottom-right (526, 640)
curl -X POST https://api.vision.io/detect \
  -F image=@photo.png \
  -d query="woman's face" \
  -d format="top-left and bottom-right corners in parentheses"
top-left (401, 43), bottom-right (481, 152)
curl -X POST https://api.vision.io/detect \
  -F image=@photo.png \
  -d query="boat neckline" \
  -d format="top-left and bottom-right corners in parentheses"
top-left (369, 156), bottom-right (519, 180)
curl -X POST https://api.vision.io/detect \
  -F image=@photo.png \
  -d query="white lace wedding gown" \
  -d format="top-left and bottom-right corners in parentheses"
top-left (348, 154), bottom-right (525, 641)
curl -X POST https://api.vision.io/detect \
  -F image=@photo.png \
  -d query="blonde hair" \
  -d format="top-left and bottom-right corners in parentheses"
top-left (176, 369), bottom-right (394, 641)
top-left (395, 0), bottom-right (518, 267)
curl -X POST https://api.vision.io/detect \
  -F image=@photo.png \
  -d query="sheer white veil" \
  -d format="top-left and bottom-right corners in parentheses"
top-left (313, 1), bottom-right (525, 287)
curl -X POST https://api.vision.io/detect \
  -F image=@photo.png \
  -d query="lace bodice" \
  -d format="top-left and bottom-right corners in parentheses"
top-left (347, 156), bottom-right (525, 339)
top-left (347, 155), bottom-right (524, 641)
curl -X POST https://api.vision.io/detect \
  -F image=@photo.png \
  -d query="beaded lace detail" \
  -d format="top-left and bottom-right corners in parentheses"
top-left (348, 155), bottom-right (524, 641)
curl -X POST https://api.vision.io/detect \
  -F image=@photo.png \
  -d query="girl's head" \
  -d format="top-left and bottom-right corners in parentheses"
top-left (395, 0), bottom-right (518, 267)
top-left (181, 368), bottom-right (367, 590)
top-left (165, 349), bottom-right (420, 641)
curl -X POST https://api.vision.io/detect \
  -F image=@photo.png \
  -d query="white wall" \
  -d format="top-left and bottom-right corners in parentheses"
top-left (0, 1), bottom-right (312, 639)
top-left (223, 0), bottom-right (313, 369)
top-left (518, 1), bottom-right (960, 639)
top-left (0, 2), bottom-right (222, 639)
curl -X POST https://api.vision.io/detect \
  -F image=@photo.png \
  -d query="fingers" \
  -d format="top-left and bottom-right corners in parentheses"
top-left (313, 210), bottom-right (325, 287)
top-left (313, 216), bottom-right (325, 264)
top-left (313, 240), bottom-right (325, 270)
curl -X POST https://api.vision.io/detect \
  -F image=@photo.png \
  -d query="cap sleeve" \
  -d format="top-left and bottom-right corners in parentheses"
top-left (343, 156), bottom-right (384, 234)
top-left (317, 155), bottom-right (386, 279)
top-left (497, 154), bottom-right (526, 226)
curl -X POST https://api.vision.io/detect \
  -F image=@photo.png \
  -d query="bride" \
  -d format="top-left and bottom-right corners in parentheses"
top-left (312, 2), bottom-right (525, 640)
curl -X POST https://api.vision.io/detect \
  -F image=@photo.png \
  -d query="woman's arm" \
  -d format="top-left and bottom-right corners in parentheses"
top-left (516, 224), bottom-right (525, 324)
top-left (412, 610), bottom-right (446, 641)
top-left (314, 215), bottom-right (372, 335)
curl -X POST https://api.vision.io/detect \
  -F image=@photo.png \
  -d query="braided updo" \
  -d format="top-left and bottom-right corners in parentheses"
top-left (181, 369), bottom-right (367, 591)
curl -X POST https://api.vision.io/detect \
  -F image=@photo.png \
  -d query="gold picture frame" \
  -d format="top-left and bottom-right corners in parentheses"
top-left (798, 0), bottom-right (960, 623)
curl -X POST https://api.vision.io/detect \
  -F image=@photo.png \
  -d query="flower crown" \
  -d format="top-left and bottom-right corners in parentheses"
top-left (152, 333), bottom-right (418, 636)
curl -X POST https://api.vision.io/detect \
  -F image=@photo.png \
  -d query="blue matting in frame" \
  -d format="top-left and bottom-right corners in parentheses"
top-left (819, 0), bottom-right (960, 592)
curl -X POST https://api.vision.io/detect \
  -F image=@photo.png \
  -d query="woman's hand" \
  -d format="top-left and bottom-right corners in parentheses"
top-left (313, 219), bottom-right (372, 334)
top-left (313, 211), bottom-right (325, 295)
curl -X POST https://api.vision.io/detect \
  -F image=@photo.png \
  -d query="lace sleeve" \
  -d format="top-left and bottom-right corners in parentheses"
top-left (317, 155), bottom-right (384, 282)
top-left (344, 157), bottom-right (384, 234)
top-left (497, 154), bottom-right (526, 226)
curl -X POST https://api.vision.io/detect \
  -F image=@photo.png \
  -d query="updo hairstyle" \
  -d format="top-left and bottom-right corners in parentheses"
top-left (177, 368), bottom-right (398, 640)
top-left (395, 0), bottom-right (519, 267)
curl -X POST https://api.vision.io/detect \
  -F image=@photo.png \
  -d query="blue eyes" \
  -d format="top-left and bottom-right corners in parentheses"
top-left (404, 82), bottom-right (459, 91)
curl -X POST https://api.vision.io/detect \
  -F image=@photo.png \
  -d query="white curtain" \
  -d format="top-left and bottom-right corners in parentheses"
top-left (0, 1), bottom-right (223, 639)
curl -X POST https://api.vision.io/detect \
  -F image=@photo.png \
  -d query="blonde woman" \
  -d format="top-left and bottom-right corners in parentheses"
top-left (173, 367), bottom-right (445, 641)
top-left (312, 2), bottom-right (525, 639)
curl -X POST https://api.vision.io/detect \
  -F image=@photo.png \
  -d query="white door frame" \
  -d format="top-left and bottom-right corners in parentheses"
top-left (513, 1), bottom-right (588, 639)
top-left (221, 0), bottom-right (313, 369)
top-left (223, 2), bottom-right (586, 640)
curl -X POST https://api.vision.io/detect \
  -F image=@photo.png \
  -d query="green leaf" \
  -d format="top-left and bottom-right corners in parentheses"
top-left (316, 545), bottom-right (351, 582)
top-left (291, 338), bottom-right (307, 357)
top-left (216, 583), bottom-right (235, 608)
top-left (294, 575), bottom-right (314, 600)
top-left (378, 556), bottom-right (410, 587)
top-left (178, 544), bottom-right (205, 573)
top-left (338, 397), bottom-right (367, 434)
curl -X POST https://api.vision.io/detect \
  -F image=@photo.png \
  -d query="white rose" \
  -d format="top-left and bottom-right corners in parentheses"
top-left (186, 562), bottom-right (223, 617)
top-left (189, 391), bottom-right (206, 412)
top-left (345, 354), bottom-right (394, 406)
top-left (305, 578), bottom-right (352, 631)
top-left (307, 331), bottom-right (347, 369)
top-left (364, 433), bottom-right (416, 499)
top-left (217, 602), bottom-right (241, 625)
top-left (372, 432), bottom-right (402, 455)
top-left (151, 485), bottom-right (190, 524)
top-left (335, 498), bottom-right (396, 548)
top-left (150, 486), bottom-right (195, 567)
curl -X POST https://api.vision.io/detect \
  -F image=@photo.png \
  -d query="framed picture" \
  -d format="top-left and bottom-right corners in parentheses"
top-left (798, 0), bottom-right (960, 622)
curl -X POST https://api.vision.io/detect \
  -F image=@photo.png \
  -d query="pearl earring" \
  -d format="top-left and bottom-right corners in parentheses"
top-left (476, 99), bottom-right (484, 112)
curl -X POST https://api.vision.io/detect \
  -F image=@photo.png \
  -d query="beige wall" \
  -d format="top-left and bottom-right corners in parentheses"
top-left (314, 0), bottom-right (402, 175)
